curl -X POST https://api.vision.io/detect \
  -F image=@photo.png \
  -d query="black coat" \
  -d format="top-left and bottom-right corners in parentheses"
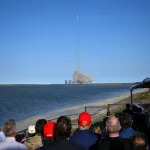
top-left (43, 139), bottom-right (85, 150)
top-left (98, 136), bottom-right (132, 150)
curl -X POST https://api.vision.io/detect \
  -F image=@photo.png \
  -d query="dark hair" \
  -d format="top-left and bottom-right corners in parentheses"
top-left (119, 113), bottom-right (132, 129)
top-left (55, 116), bottom-right (72, 139)
top-left (132, 132), bottom-right (148, 150)
top-left (35, 119), bottom-right (47, 135)
top-left (106, 111), bottom-right (110, 116)
top-left (126, 104), bottom-right (130, 109)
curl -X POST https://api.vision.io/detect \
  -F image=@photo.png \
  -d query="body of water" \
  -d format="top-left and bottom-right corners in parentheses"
top-left (0, 84), bottom-right (131, 125)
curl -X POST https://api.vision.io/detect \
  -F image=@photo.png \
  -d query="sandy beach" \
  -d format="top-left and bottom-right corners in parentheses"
top-left (16, 89), bottom-right (148, 132)
top-left (16, 91), bottom-right (131, 131)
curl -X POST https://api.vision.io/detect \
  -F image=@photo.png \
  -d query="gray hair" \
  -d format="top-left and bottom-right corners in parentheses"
top-left (3, 119), bottom-right (16, 137)
top-left (105, 116), bottom-right (121, 133)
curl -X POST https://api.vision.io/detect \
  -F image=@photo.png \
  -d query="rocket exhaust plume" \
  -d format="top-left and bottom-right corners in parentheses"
top-left (77, 13), bottom-right (78, 24)
top-left (73, 71), bottom-right (93, 84)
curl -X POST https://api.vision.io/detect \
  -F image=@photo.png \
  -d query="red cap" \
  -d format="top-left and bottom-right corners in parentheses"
top-left (78, 112), bottom-right (91, 126)
top-left (44, 122), bottom-right (55, 138)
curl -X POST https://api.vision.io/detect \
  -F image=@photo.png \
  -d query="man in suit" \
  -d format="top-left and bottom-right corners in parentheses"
top-left (44, 116), bottom-right (84, 150)
top-left (98, 116), bottom-right (132, 150)
top-left (70, 112), bottom-right (98, 150)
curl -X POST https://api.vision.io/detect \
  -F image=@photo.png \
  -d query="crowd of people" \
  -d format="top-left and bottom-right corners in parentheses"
top-left (0, 103), bottom-right (150, 150)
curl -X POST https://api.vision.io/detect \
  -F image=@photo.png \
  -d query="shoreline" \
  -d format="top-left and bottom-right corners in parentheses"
top-left (16, 89), bottom-right (146, 131)
top-left (16, 91), bottom-right (130, 131)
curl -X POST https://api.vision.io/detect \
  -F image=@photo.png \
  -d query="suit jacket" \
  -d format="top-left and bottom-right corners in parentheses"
top-left (43, 139), bottom-right (85, 150)
top-left (69, 130), bottom-right (98, 150)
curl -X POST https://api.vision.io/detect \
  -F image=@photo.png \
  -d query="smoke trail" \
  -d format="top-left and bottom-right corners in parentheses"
top-left (76, 13), bottom-right (80, 71)
top-left (76, 13), bottom-right (78, 24)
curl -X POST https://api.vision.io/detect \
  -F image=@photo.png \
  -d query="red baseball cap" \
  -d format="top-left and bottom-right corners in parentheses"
top-left (78, 112), bottom-right (91, 126)
top-left (44, 122), bottom-right (55, 138)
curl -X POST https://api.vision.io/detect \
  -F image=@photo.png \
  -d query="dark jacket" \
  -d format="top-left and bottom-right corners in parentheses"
top-left (69, 130), bottom-right (98, 150)
top-left (98, 136), bottom-right (132, 150)
top-left (43, 139), bottom-right (84, 150)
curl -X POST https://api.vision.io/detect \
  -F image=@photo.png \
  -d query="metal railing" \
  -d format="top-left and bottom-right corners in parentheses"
top-left (17, 103), bottom-right (125, 137)
top-left (17, 113), bottom-right (80, 137)
top-left (84, 105), bottom-right (107, 112)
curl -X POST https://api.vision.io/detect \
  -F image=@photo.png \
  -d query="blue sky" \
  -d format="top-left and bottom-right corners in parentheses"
top-left (0, 0), bottom-right (150, 84)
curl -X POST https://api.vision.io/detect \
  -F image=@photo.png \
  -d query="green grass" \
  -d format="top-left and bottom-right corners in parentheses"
top-left (133, 91), bottom-right (150, 101)
top-left (91, 91), bottom-right (150, 130)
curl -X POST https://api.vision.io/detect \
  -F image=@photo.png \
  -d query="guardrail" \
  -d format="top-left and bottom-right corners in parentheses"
top-left (107, 103), bottom-right (123, 111)
top-left (84, 105), bottom-right (107, 112)
top-left (17, 103), bottom-right (125, 137)
top-left (17, 113), bottom-right (80, 137)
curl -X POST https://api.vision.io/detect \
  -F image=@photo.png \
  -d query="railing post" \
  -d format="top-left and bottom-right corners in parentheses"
top-left (85, 107), bottom-right (87, 112)
top-left (107, 104), bottom-right (110, 112)
top-left (130, 89), bottom-right (133, 110)
top-left (24, 130), bottom-right (27, 137)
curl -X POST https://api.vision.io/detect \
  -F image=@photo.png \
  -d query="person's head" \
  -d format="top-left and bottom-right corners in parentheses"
top-left (44, 122), bottom-right (56, 141)
top-left (93, 126), bottom-right (101, 134)
top-left (105, 116), bottom-right (121, 136)
top-left (3, 119), bottom-right (16, 137)
top-left (78, 112), bottom-right (91, 129)
top-left (132, 132), bottom-right (148, 150)
top-left (106, 111), bottom-right (111, 117)
top-left (42, 122), bottom-right (56, 146)
top-left (126, 104), bottom-right (131, 109)
top-left (119, 113), bottom-right (132, 129)
top-left (28, 125), bottom-right (36, 137)
top-left (35, 119), bottom-right (47, 135)
top-left (55, 116), bottom-right (71, 139)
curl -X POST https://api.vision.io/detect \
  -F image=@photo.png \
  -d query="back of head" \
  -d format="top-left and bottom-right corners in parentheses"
top-left (44, 122), bottom-right (56, 139)
top-left (35, 119), bottom-right (47, 135)
top-left (132, 132), bottom-right (148, 150)
top-left (106, 116), bottom-right (121, 134)
top-left (78, 112), bottom-right (91, 128)
top-left (55, 116), bottom-right (71, 139)
top-left (3, 119), bottom-right (16, 137)
top-left (106, 111), bottom-right (111, 116)
top-left (119, 113), bottom-right (132, 129)
top-left (43, 122), bottom-right (56, 145)
top-left (28, 125), bottom-right (36, 137)
top-left (126, 104), bottom-right (130, 109)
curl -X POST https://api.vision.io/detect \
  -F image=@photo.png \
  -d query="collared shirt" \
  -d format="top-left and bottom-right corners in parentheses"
top-left (109, 135), bottom-right (119, 138)
top-left (0, 137), bottom-right (27, 150)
